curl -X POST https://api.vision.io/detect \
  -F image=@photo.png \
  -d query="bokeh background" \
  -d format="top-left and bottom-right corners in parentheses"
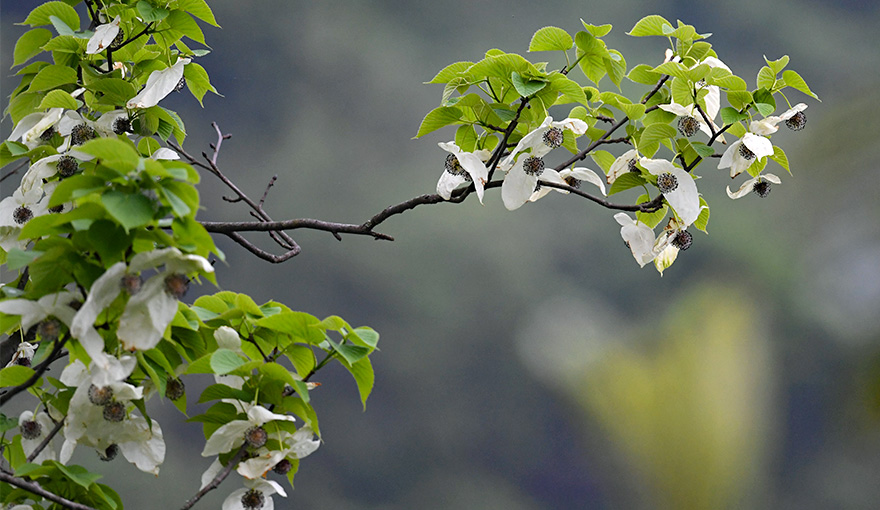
top-left (3, 0), bottom-right (880, 508)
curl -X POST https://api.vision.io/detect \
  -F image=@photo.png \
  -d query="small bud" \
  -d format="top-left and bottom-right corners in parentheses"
top-left (13, 206), bottom-right (33, 225)
top-left (244, 426), bottom-right (268, 449)
top-left (164, 273), bottom-right (189, 299)
top-left (656, 172), bottom-right (678, 194)
top-left (273, 458), bottom-right (293, 475)
top-left (542, 127), bottom-right (564, 149)
top-left (753, 180), bottom-right (772, 198)
top-left (70, 123), bottom-right (97, 146)
top-left (677, 116), bottom-right (700, 137)
top-left (20, 419), bottom-right (42, 440)
top-left (103, 402), bottom-right (126, 422)
top-left (57, 155), bottom-right (79, 177)
top-left (121, 274), bottom-right (143, 295)
top-left (109, 29), bottom-right (125, 51)
top-left (240, 488), bottom-right (266, 510)
top-left (165, 377), bottom-right (185, 400)
top-left (88, 384), bottom-right (114, 406)
top-left (738, 143), bottom-right (755, 161)
top-left (785, 111), bottom-right (806, 131)
top-left (38, 317), bottom-right (62, 342)
top-left (671, 230), bottom-right (693, 250)
top-left (522, 156), bottom-right (545, 176)
top-left (99, 444), bottom-right (119, 461)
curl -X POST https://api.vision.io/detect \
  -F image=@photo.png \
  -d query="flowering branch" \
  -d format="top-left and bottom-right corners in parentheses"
top-left (0, 335), bottom-right (69, 406)
top-left (25, 417), bottom-right (64, 463)
top-left (0, 471), bottom-right (98, 510)
top-left (179, 446), bottom-right (249, 510)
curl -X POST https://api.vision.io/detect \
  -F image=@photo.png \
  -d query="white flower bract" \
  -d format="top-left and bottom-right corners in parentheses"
top-left (639, 158), bottom-right (702, 226)
top-left (86, 16), bottom-right (121, 54)
top-left (127, 58), bottom-right (191, 109)
top-left (726, 173), bottom-right (782, 199)
top-left (436, 142), bottom-right (489, 203)
top-left (718, 132), bottom-right (775, 178)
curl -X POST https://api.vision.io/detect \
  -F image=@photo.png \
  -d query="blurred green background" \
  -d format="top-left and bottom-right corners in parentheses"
top-left (3, 0), bottom-right (880, 508)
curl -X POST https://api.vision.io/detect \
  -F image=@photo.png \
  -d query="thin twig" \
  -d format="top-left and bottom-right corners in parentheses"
top-left (0, 336), bottom-right (68, 406)
top-left (0, 471), bottom-right (98, 510)
top-left (179, 447), bottom-right (249, 510)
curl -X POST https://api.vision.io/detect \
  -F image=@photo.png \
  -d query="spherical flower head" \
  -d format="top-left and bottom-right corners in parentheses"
top-left (174, 76), bottom-right (187, 92)
top-left (121, 274), bottom-right (143, 295)
top-left (656, 172), bottom-right (678, 194)
top-left (70, 123), bottom-right (97, 146)
top-left (522, 156), bottom-right (545, 176)
top-left (677, 116), bottom-right (700, 137)
top-left (785, 111), bottom-right (806, 131)
top-left (99, 444), bottom-right (119, 461)
top-left (245, 426), bottom-right (269, 449)
top-left (241, 489), bottom-right (265, 510)
top-left (165, 377), bottom-right (185, 400)
top-left (201, 404), bottom-right (296, 457)
top-left (499, 115), bottom-right (587, 171)
top-left (57, 155), bottom-right (79, 177)
top-left (20, 418), bottom-right (42, 440)
top-left (102, 402), bottom-right (127, 422)
top-left (749, 103), bottom-right (808, 135)
top-left (753, 180), bottom-right (771, 197)
top-left (542, 126), bottom-right (564, 149)
top-left (671, 230), bottom-right (693, 250)
top-left (13, 206), bottom-right (33, 225)
top-left (164, 273), bottom-right (189, 299)
top-left (222, 478), bottom-right (287, 510)
top-left (113, 116), bottom-right (132, 135)
top-left (89, 384), bottom-right (114, 406)
top-left (38, 317), bottom-right (62, 341)
top-left (272, 459), bottom-right (292, 475)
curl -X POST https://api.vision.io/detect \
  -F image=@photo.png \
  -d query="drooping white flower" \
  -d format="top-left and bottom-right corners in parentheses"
top-left (6, 109), bottom-right (65, 149)
top-left (658, 101), bottom-right (717, 138)
top-left (639, 158), bottom-right (702, 226)
top-left (5, 341), bottom-right (36, 368)
top-left (726, 172), bottom-right (782, 199)
top-left (614, 213), bottom-right (657, 268)
top-left (236, 425), bottom-right (320, 479)
top-left (606, 149), bottom-right (641, 185)
top-left (717, 132), bottom-right (775, 178)
top-left (94, 109), bottom-right (131, 137)
top-left (222, 478), bottom-right (287, 510)
top-left (0, 186), bottom-right (48, 231)
top-left (72, 248), bottom-right (213, 352)
top-left (59, 358), bottom-right (165, 474)
top-left (530, 166), bottom-right (606, 202)
top-left (18, 410), bottom-right (57, 464)
top-left (86, 15), bottom-right (122, 54)
top-left (652, 217), bottom-right (692, 276)
top-left (19, 150), bottom-right (94, 193)
top-left (201, 404), bottom-right (297, 457)
top-left (749, 104), bottom-right (808, 135)
top-left (499, 116), bottom-right (588, 171)
top-left (127, 58), bottom-right (191, 109)
top-left (436, 142), bottom-right (490, 203)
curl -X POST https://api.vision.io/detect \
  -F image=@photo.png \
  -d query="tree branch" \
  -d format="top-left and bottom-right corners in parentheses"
top-left (26, 417), bottom-right (64, 464)
top-left (0, 471), bottom-right (98, 510)
top-left (0, 335), bottom-right (68, 406)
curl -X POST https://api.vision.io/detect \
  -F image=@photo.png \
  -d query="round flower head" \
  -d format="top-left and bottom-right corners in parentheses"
top-left (499, 115), bottom-right (588, 171)
top-left (18, 410), bottom-right (57, 464)
top-left (749, 104), bottom-right (808, 136)
top-left (201, 404), bottom-right (296, 457)
top-left (222, 478), bottom-right (287, 510)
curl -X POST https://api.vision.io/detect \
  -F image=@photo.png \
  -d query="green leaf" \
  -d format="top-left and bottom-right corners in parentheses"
top-left (528, 26), bottom-right (573, 52)
top-left (51, 461), bottom-right (103, 488)
top-left (183, 63), bottom-right (217, 106)
top-left (752, 88), bottom-right (776, 116)
top-left (781, 70), bottom-right (819, 100)
top-left (137, 0), bottom-right (170, 22)
top-left (426, 61), bottom-right (474, 84)
top-left (13, 29), bottom-right (52, 67)
top-left (5, 249), bottom-right (43, 270)
top-left (719, 107), bottom-right (749, 126)
top-left (608, 172), bottom-right (646, 195)
top-left (210, 348), bottom-right (247, 375)
top-left (693, 198), bottom-right (709, 233)
top-left (178, 0), bottom-right (220, 26)
top-left (259, 362), bottom-right (300, 387)
top-left (770, 145), bottom-right (791, 174)
top-left (454, 125), bottom-right (478, 152)
top-left (635, 193), bottom-right (668, 228)
top-left (88, 78), bottom-right (138, 106)
top-left (349, 327), bottom-right (379, 349)
top-left (326, 338), bottom-right (370, 366)
top-left (581, 21), bottom-right (612, 37)
top-left (100, 191), bottom-right (155, 231)
top-left (756, 66), bottom-right (777, 91)
top-left (22, 2), bottom-right (80, 31)
top-left (78, 137), bottom-right (140, 170)
top-left (639, 123), bottom-right (677, 147)
top-left (27, 64), bottom-right (77, 92)
top-left (691, 141), bottom-right (716, 158)
top-left (49, 15), bottom-right (76, 36)
top-left (348, 357), bottom-right (374, 409)
top-left (256, 311), bottom-right (325, 344)
top-left (414, 106), bottom-right (462, 138)
top-left (0, 365), bottom-right (36, 387)
top-left (198, 383), bottom-right (253, 403)
top-left (510, 72), bottom-right (547, 97)
top-left (0, 413), bottom-right (18, 434)
top-left (726, 90), bottom-right (752, 111)
top-left (627, 63), bottom-right (662, 85)
top-left (166, 10), bottom-right (206, 45)
top-left (38, 89), bottom-right (79, 110)
top-left (590, 150), bottom-right (616, 174)
top-left (764, 54), bottom-right (789, 75)
top-left (627, 15), bottom-right (673, 37)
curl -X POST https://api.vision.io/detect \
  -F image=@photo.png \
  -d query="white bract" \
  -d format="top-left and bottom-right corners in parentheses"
top-left (499, 115), bottom-right (587, 170)
top-left (614, 213), bottom-right (657, 267)
top-left (749, 103), bottom-right (808, 135)
top-left (727, 172), bottom-right (782, 199)
top-left (658, 101), bottom-right (717, 138)
top-left (6, 109), bottom-right (65, 149)
top-left (127, 58), bottom-right (190, 109)
top-left (436, 142), bottom-right (490, 203)
top-left (606, 149), bottom-right (640, 185)
top-left (718, 132), bottom-right (775, 178)
top-left (639, 158), bottom-right (702, 226)
top-left (86, 15), bottom-right (121, 54)
top-left (201, 404), bottom-right (297, 457)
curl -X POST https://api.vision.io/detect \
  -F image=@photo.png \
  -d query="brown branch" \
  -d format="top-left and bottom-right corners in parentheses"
top-left (0, 471), bottom-right (98, 510)
top-left (0, 335), bottom-right (68, 406)
top-left (179, 447), bottom-right (249, 510)
top-left (26, 417), bottom-right (64, 463)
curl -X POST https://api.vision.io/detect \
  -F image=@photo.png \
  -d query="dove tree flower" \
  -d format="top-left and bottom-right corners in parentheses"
top-left (127, 58), bottom-right (191, 109)
top-left (606, 148), bottom-right (642, 185)
top-left (86, 15), bottom-right (122, 54)
top-left (201, 404), bottom-right (297, 457)
top-left (236, 425), bottom-right (320, 479)
top-left (639, 158), bottom-right (702, 226)
top-left (18, 410), bottom-right (57, 464)
top-left (530, 166), bottom-right (607, 202)
top-left (749, 103), bottom-right (808, 135)
top-left (727, 173), bottom-right (782, 199)
top-left (717, 132), bottom-right (775, 178)
top-left (436, 142), bottom-right (490, 203)
top-left (222, 477), bottom-right (287, 510)
top-left (6, 108), bottom-right (65, 149)
top-left (614, 213), bottom-right (657, 267)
